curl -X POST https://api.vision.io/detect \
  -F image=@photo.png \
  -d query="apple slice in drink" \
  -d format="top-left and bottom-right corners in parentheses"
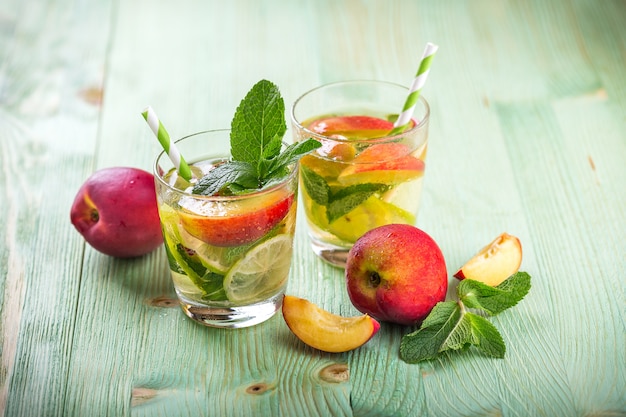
top-left (178, 191), bottom-right (294, 247)
top-left (308, 115), bottom-right (394, 139)
top-left (337, 143), bottom-right (424, 187)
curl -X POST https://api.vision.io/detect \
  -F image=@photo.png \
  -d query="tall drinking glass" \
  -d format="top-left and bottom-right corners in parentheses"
top-left (291, 80), bottom-right (430, 267)
top-left (154, 130), bottom-right (298, 328)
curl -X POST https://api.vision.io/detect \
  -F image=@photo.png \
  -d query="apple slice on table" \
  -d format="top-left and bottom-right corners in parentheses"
top-left (454, 233), bottom-right (522, 286)
top-left (337, 143), bottom-right (425, 187)
top-left (282, 295), bottom-right (380, 353)
top-left (308, 115), bottom-right (394, 139)
top-left (178, 192), bottom-right (294, 247)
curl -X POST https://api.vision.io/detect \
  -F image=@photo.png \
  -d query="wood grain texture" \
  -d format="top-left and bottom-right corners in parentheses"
top-left (1, 0), bottom-right (625, 416)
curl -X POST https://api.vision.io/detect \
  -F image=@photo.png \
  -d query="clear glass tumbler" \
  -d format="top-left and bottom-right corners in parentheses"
top-left (154, 130), bottom-right (298, 328)
top-left (291, 80), bottom-right (430, 267)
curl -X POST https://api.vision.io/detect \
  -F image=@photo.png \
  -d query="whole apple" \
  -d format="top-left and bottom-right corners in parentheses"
top-left (70, 167), bottom-right (163, 258)
top-left (345, 224), bottom-right (448, 326)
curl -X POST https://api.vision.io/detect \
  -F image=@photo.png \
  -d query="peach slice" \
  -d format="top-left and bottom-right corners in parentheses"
top-left (454, 233), bottom-right (522, 286)
top-left (178, 192), bottom-right (294, 247)
top-left (308, 115), bottom-right (394, 139)
top-left (282, 295), bottom-right (380, 353)
top-left (337, 143), bottom-right (424, 186)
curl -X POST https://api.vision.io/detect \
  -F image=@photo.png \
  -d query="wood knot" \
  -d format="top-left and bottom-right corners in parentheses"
top-left (130, 387), bottom-right (158, 406)
top-left (319, 363), bottom-right (349, 383)
top-left (146, 296), bottom-right (178, 308)
top-left (246, 383), bottom-right (270, 395)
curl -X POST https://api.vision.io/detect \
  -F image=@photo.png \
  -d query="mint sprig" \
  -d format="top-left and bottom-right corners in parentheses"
top-left (400, 272), bottom-right (531, 363)
top-left (300, 164), bottom-right (388, 222)
top-left (192, 80), bottom-right (321, 196)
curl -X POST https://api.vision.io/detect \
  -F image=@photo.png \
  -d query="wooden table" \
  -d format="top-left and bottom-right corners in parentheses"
top-left (1, 0), bottom-right (625, 415)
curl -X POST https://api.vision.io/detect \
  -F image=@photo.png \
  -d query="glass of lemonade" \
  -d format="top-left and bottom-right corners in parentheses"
top-left (154, 130), bottom-right (298, 328)
top-left (291, 80), bottom-right (430, 267)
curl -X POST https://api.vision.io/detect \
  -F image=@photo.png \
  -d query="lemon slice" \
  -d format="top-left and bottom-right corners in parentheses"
top-left (223, 235), bottom-right (293, 304)
top-left (327, 196), bottom-right (415, 243)
top-left (194, 246), bottom-right (234, 274)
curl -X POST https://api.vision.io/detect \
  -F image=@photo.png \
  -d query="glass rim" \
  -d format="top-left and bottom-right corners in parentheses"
top-left (153, 129), bottom-right (298, 201)
top-left (289, 79), bottom-right (430, 145)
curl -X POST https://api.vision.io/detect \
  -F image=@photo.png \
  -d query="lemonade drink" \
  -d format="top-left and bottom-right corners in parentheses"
top-left (291, 81), bottom-right (430, 266)
top-left (154, 130), bottom-right (299, 328)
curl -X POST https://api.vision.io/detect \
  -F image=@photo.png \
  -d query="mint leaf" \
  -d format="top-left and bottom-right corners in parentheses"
top-left (192, 80), bottom-right (320, 196)
top-left (261, 134), bottom-right (284, 160)
top-left (400, 301), bottom-right (467, 363)
top-left (299, 165), bottom-right (388, 222)
top-left (327, 183), bottom-right (387, 222)
top-left (466, 312), bottom-right (505, 358)
top-left (198, 271), bottom-right (228, 302)
top-left (459, 272), bottom-right (531, 315)
top-left (400, 271), bottom-right (532, 363)
top-left (230, 79), bottom-right (286, 166)
top-left (263, 140), bottom-right (323, 181)
top-left (399, 301), bottom-right (507, 363)
top-left (300, 165), bottom-right (331, 205)
top-left (192, 161), bottom-right (259, 196)
top-left (171, 243), bottom-right (227, 301)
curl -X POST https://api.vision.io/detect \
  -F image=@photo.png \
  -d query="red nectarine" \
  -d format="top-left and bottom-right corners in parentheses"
top-left (345, 224), bottom-right (447, 326)
top-left (70, 167), bottom-right (163, 258)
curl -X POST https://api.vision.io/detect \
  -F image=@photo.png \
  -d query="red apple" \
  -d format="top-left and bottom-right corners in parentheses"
top-left (337, 143), bottom-right (425, 186)
top-left (70, 167), bottom-right (163, 258)
top-left (178, 192), bottom-right (294, 247)
top-left (345, 224), bottom-right (448, 326)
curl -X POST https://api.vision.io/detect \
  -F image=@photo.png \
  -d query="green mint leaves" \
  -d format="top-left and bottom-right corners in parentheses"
top-left (300, 165), bottom-right (388, 222)
top-left (400, 272), bottom-right (531, 363)
top-left (192, 80), bottom-right (321, 196)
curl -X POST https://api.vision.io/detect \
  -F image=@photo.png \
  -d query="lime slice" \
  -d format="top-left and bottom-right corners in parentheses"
top-left (223, 235), bottom-right (293, 305)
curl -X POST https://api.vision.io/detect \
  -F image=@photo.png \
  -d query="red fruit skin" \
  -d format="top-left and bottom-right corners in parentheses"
top-left (70, 167), bottom-right (163, 258)
top-left (345, 224), bottom-right (448, 326)
top-left (308, 115), bottom-right (394, 134)
top-left (180, 194), bottom-right (295, 247)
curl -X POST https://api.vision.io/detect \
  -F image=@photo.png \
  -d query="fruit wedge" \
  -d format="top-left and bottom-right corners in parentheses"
top-left (327, 196), bottom-right (416, 243)
top-left (178, 192), bottom-right (294, 247)
top-left (454, 233), bottom-right (523, 286)
top-left (337, 143), bottom-right (424, 187)
top-left (308, 115), bottom-right (394, 139)
top-left (282, 295), bottom-right (380, 353)
top-left (223, 235), bottom-right (293, 304)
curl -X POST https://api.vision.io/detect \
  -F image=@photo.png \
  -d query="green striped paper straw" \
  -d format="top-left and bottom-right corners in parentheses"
top-left (389, 42), bottom-right (438, 135)
top-left (142, 106), bottom-right (193, 182)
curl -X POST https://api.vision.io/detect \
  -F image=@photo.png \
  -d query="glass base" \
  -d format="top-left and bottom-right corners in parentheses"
top-left (310, 236), bottom-right (352, 268)
top-left (177, 292), bottom-right (283, 329)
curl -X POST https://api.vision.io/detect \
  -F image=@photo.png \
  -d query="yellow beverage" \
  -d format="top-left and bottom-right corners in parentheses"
top-left (298, 114), bottom-right (426, 249)
top-left (153, 130), bottom-right (299, 328)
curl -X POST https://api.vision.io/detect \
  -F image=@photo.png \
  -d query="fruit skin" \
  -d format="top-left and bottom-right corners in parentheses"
top-left (179, 193), bottom-right (294, 247)
top-left (345, 224), bottom-right (448, 326)
top-left (70, 167), bottom-right (163, 258)
top-left (337, 143), bottom-right (425, 186)
top-left (454, 233), bottom-right (522, 286)
top-left (282, 295), bottom-right (380, 353)
top-left (308, 115), bottom-right (394, 138)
